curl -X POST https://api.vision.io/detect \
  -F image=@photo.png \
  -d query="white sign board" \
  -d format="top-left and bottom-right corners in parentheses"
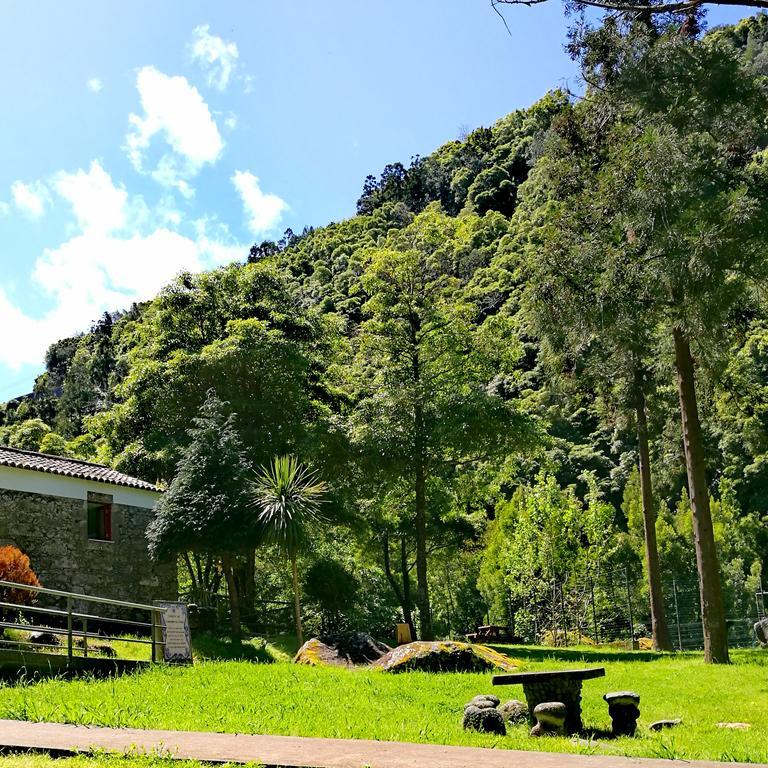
top-left (154, 601), bottom-right (192, 664)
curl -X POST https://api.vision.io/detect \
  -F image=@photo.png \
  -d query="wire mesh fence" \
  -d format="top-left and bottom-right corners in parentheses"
top-left (513, 568), bottom-right (766, 650)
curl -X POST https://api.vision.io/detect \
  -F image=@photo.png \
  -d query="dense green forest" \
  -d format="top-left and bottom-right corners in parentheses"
top-left (3, 13), bottom-right (768, 655)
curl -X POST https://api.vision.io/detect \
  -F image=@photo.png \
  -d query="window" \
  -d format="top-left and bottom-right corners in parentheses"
top-left (87, 492), bottom-right (113, 541)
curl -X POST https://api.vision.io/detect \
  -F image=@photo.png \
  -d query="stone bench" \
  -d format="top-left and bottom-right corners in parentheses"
top-left (492, 667), bottom-right (605, 733)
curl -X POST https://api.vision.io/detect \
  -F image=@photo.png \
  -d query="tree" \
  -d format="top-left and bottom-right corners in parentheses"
top-left (303, 558), bottom-right (359, 633)
top-left (521, 28), bottom-right (768, 661)
top-left (250, 455), bottom-right (328, 647)
top-left (519, 100), bottom-right (674, 650)
top-left (6, 419), bottom-right (52, 451)
top-left (480, 473), bottom-right (613, 642)
top-left (491, 0), bottom-right (768, 18)
top-left (146, 391), bottom-right (254, 641)
top-left (346, 207), bottom-right (538, 640)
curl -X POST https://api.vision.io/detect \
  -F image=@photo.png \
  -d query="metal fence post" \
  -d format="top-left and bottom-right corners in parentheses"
top-left (151, 606), bottom-right (164, 664)
top-left (624, 569), bottom-right (634, 645)
top-left (559, 583), bottom-right (569, 647)
top-left (590, 575), bottom-right (600, 645)
top-left (66, 596), bottom-right (73, 666)
top-left (672, 578), bottom-right (683, 650)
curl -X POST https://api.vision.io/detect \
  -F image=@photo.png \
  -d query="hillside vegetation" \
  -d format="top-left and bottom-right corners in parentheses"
top-left (2, 14), bottom-right (768, 646)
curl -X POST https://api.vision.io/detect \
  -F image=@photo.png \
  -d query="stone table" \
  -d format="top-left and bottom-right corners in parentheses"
top-left (492, 667), bottom-right (605, 733)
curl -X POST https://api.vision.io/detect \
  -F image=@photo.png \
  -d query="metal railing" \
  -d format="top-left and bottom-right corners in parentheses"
top-left (0, 579), bottom-right (166, 664)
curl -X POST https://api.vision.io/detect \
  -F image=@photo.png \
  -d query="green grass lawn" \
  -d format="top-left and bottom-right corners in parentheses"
top-left (0, 644), bottom-right (765, 764)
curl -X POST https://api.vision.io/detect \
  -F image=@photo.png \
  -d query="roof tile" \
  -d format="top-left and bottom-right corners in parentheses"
top-left (0, 446), bottom-right (160, 492)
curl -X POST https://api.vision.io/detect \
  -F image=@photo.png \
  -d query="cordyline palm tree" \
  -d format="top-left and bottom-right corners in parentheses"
top-left (250, 455), bottom-right (328, 647)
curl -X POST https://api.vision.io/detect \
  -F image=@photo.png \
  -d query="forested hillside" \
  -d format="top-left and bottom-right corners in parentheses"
top-left (3, 14), bottom-right (768, 648)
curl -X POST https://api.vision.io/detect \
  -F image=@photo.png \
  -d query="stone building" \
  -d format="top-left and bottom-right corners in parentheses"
top-left (0, 446), bottom-right (176, 605)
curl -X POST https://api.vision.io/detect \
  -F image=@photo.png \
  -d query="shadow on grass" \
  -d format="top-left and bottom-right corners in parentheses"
top-left (262, 633), bottom-right (300, 659)
top-left (191, 632), bottom-right (275, 663)
top-left (486, 644), bottom-right (669, 664)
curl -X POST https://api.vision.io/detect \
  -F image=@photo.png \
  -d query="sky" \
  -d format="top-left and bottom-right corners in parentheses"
top-left (0, 0), bottom-right (753, 400)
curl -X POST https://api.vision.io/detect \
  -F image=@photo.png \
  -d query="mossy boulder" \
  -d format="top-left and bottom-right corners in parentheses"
top-left (294, 634), bottom-right (391, 667)
top-left (319, 632), bottom-right (390, 664)
top-left (295, 639), bottom-right (341, 667)
top-left (375, 641), bottom-right (517, 673)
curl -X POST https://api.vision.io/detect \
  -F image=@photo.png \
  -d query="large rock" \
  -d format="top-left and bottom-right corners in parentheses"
top-left (375, 641), bottom-right (517, 673)
top-left (462, 705), bottom-right (507, 735)
top-left (294, 633), bottom-right (390, 668)
top-left (531, 701), bottom-right (567, 737)
top-left (754, 618), bottom-right (768, 646)
top-left (466, 694), bottom-right (500, 710)
top-left (28, 631), bottom-right (60, 646)
top-left (319, 632), bottom-right (390, 664)
top-left (499, 699), bottom-right (529, 725)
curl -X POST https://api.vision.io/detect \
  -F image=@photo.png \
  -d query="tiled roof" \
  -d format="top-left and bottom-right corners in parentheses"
top-left (0, 446), bottom-right (160, 492)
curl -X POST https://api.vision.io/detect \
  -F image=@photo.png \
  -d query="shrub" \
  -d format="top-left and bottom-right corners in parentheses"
top-left (303, 558), bottom-right (358, 633)
top-left (0, 545), bottom-right (41, 607)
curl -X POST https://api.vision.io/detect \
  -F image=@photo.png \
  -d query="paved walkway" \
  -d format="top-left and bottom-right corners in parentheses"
top-left (0, 719), bottom-right (765, 768)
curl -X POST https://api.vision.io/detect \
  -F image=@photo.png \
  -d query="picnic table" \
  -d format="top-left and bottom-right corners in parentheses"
top-left (492, 667), bottom-right (605, 733)
top-left (466, 625), bottom-right (520, 643)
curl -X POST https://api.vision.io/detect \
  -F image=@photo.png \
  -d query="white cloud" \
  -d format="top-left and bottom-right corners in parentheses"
top-left (53, 160), bottom-right (127, 235)
top-left (0, 159), bottom-right (245, 370)
top-left (190, 25), bottom-right (239, 91)
top-left (0, 201), bottom-right (9, 216)
top-left (125, 66), bottom-right (224, 193)
top-left (11, 180), bottom-right (50, 219)
top-left (231, 170), bottom-right (288, 236)
top-left (87, 77), bottom-right (103, 93)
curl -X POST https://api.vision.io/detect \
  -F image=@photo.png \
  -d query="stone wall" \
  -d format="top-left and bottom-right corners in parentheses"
top-left (0, 487), bottom-right (176, 609)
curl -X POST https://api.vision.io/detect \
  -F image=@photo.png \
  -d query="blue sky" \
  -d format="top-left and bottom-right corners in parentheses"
top-left (0, 1), bottom-right (752, 400)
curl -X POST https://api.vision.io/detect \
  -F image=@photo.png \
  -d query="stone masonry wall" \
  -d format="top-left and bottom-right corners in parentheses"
top-left (0, 488), bottom-right (176, 609)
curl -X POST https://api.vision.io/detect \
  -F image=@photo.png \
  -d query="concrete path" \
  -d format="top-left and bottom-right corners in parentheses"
top-left (0, 719), bottom-right (765, 768)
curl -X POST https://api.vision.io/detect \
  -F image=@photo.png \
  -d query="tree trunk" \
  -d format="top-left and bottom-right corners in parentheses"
top-left (672, 327), bottom-right (729, 663)
top-left (291, 551), bottom-right (303, 648)
top-left (409, 310), bottom-right (433, 641)
top-left (382, 532), bottom-right (415, 640)
top-left (414, 402), bottom-right (433, 640)
top-left (635, 384), bottom-right (673, 652)
top-left (400, 534), bottom-right (416, 640)
top-left (221, 553), bottom-right (241, 644)
top-left (242, 549), bottom-right (256, 616)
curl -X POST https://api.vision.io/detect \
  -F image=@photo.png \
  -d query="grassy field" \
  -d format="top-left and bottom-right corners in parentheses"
top-left (0, 643), bottom-right (766, 763)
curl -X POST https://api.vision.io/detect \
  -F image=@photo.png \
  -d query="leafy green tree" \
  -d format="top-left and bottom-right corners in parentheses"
top-left (146, 392), bottom-right (254, 641)
top-left (251, 455), bottom-right (328, 647)
top-left (346, 206), bottom-right (537, 640)
top-left (519, 96), bottom-right (674, 650)
top-left (491, 0), bottom-right (767, 20)
top-left (480, 472), bottom-right (613, 641)
top-left (520, 24), bottom-right (768, 661)
top-left (38, 432), bottom-right (69, 456)
top-left (303, 558), bottom-right (359, 633)
top-left (5, 419), bottom-right (51, 451)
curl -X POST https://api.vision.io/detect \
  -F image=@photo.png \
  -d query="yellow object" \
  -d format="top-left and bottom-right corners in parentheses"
top-left (396, 623), bottom-right (412, 645)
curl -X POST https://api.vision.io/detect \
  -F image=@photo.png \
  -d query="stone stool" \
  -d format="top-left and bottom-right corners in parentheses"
top-left (531, 701), bottom-right (567, 736)
top-left (604, 691), bottom-right (640, 736)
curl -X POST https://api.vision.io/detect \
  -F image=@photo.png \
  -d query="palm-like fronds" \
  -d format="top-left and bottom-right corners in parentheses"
top-left (250, 455), bottom-right (328, 555)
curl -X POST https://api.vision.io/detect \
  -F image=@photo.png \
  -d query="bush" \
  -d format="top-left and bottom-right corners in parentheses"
top-left (303, 558), bottom-right (358, 633)
top-left (0, 545), bottom-right (41, 608)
